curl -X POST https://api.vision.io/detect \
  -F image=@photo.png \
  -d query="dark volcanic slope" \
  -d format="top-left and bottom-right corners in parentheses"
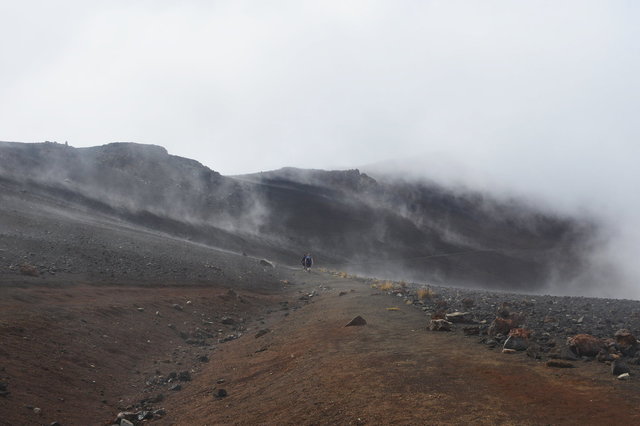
top-left (0, 141), bottom-right (593, 291)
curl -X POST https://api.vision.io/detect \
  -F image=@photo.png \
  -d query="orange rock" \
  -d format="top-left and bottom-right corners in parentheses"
top-left (566, 334), bottom-right (604, 357)
top-left (508, 328), bottom-right (532, 339)
top-left (488, 317), bottom-right (514, 336)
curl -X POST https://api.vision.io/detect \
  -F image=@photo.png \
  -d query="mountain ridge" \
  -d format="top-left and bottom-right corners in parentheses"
top-left (0, 141), bottom-right (594, 292)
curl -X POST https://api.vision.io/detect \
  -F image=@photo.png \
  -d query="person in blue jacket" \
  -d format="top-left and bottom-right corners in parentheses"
top-left (301, 253), bottom-right (313, 271)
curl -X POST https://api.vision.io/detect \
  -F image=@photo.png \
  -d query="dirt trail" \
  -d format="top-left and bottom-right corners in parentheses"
top-left (163, 271), bottom-right (640, 425)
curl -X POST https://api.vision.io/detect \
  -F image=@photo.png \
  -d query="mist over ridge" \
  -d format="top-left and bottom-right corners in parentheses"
top-left (0, 140), bottom-right (615, 298)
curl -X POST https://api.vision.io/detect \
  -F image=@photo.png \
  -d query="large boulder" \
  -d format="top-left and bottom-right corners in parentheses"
top-left (612, 359), bottom-right (631, 375)
top-left (503, 328), bottom-right (532, 351)
top-left (567, 334), bottom-right (604, 357)
top-left (488, 317), bottom-right (514, 337)
top-left (614, 329), bottom-right (638, 355)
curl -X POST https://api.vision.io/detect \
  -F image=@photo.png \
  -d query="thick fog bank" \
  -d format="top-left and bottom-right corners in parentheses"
top-left (363, 150), bottom-right (640, 300)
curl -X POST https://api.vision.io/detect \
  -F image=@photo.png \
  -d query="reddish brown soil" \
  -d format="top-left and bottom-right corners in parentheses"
top-left (0, 279), bottom-right (291, 425)
top-left (2, 271), bottom-right (640, 425)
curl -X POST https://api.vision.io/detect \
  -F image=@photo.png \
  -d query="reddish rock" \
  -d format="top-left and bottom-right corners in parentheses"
top-left (431, 311), bottom-right (446, 320)
top-left (488, 317), bottom-right (514, 336)
top-left (508, 328), bottom-right (532, 339)
top-left (614, 329), bottom-right (637, 350)
top-left (567, 334), bottom-right (604, 357)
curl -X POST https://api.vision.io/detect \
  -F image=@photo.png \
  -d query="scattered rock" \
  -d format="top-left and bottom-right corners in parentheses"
top-left (255, 328), bottom-right (271, 338)
top-left (218, 334), bottom-right (239, 343)
top-left (611, 359), bottom-right (630, 375)
top-left (502, 348), bottom-right (517, 354)
top-left (178, 371), bottom-right (192, 381)
top-left (172, 304), bottom-right (183, 311)
top-left (462, 297), bottom-right (475, 308)
top-left (567, 334), bottom-right (604, 357)
top-left (169, 383), bottom-right (182, 391)
top-left (614, 329), bottom-right (638, 355)
top-left (463, 326), bottom-right (480, 336)
top-left (137, 411), bottom-right (153, 421)
top-left (445, 312), bottom-right (472, 324)
top-left (618, 373), bottom-right (631, 380)
top-left (546, 360), bottom-right (575, 368)
top-left (221, 317), bottom-right (236, 325)
top-left (526, 343), bottom-right (542, 359)
top-left (345, 316), bottom-right (367, 327)
top-left (19, 263), bottom-right (39, 277)
top-left (503, 335), bottom-right (528, 351)
top-left (429, 319), bottom-right (453, 332)
top-left (488, 317), bottom-right (514, 337)
top-left (259, 259), bottom-right (274, 268)
top-left (549, 346), bottom-right (579, 361)
top-left (120, 420), bottom-right (134, 426)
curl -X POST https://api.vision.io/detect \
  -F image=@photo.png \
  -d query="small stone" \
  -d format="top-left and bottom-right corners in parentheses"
top-left (345, 316), bottom-right (367, 327)
top-left (138, 411), bottom-right (153, 421)
top-left (617, 373), bottom-right (631, 380)
top-left (216, 378), bottom-right (225, 384)
top-left (216, 388), bottom-right (228, 398)
top-left (259, 259), bottom-right (274, 268)
top-left (178, 371), bottom-right (192, 381)
top-left (172, 304), bottom-right (183, 311)
top-left (445, 312), bottom-right (472, 323)
top-left (546, 360), bottom-right (575, 368)
top-left (221, 317), bottom-right (236, 325)
top-left (502, 348), bottom-right (517, 354)
top-left (33, 407), bottom-right (41, 415)
top-left (169, 383), bottom-right (182, 391)
top-left (120, 420), bottom-right (134, 426)
top-left (255, 328), bottom-right (271, 338)
top-left (137, 307), bottom-right (144, 312)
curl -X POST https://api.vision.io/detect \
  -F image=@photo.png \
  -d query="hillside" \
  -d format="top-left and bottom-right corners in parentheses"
top-left (0, 141), bottom-right (593, 292)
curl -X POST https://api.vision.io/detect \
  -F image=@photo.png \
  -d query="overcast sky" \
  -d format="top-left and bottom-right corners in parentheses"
top-left (2, 1), bottom-right (640, 295)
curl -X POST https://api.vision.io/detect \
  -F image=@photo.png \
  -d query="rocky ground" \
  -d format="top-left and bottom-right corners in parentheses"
top-left (2, 264), bottom-right (640, 425)
top-left (381, 279), bottom-right (640, 374)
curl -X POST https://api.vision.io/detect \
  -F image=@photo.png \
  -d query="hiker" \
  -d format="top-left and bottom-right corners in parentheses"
top-left (301, 253), bottom-right (313, 271)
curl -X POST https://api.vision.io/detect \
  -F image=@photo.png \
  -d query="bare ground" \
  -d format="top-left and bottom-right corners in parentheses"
top-left (2, 269), bottom-right (640, 425)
